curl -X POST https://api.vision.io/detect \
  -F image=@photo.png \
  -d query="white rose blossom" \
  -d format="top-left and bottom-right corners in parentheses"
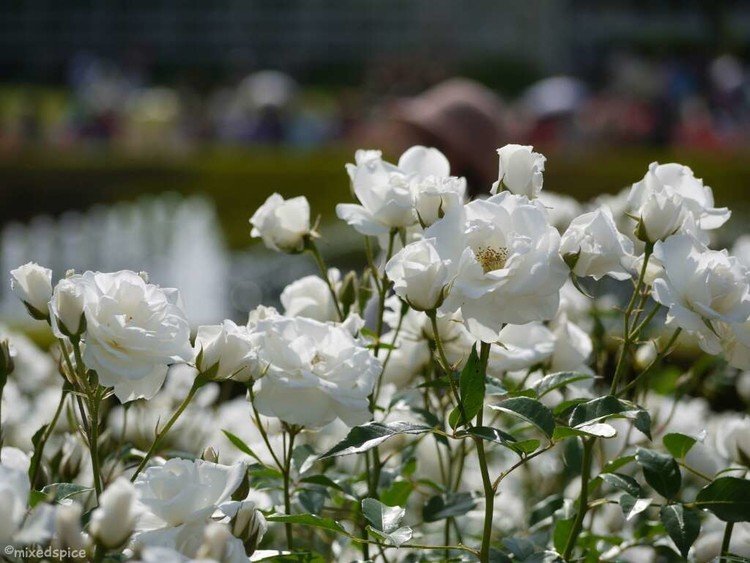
top-left (280, 269), bottom-right (341, 322)
top-left (194, 320), bottom-right (262, 382)
top-left (490, 144), bottom-right (546, 199)
top-left (250, 193), bottom-right (311, 253)
top-left (134, 458), bottom-right (246, 531)
top-left (251, 315), bottom-right (381, 427)
top-left (0, 450), bottom-right (31, 544)
top-left (337, 150), bottom-right (416, 235)
top-left (49, 277), bottom-right (87, 338)
top-left (652, 234), bottom-right (750, 354)
top-left (426, 191), bottom-right (568, 342)
top-left (399, 146), bottom-right (466, 227)
top-left (385, 237), bottom-right (452, 311)
top-left (10, 262), bottom-right (53, 320)
top-left (69, 271), bottom-right (193, 402)
top-left (628, 162), bottom-right (730, 242)
top-left (560, 206), bottom-right (635, 281)
top-left (490, 322), bottom-right (555, 373)
top-left (90, 477), bottom-right (139, 548)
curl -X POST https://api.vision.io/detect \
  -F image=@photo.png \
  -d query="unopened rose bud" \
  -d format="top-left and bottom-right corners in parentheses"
top-left (196, 522), bottom-right (236, 560)
top-left (201, 446), bottom-right (219, 463)
top-left (50, 278), bottom-right (87, 339)
top-left (0, 339), bottom-right (14, 389)
top-left (634, 342), bottom-right (658, 370)
top-left (490, 144), bottom-right (546, 199)
top-left (59, 435), bottom-right (85, 481)
top-left (230, 500), bottom-right (267, 555)
top-left (54, 502), bottom-right (87, 551)
top-left (250, 194), bottom-right (311, 253)
top-left (338, 271), bottom-right (358, 316)
top-left (89, 477), bottom-right (138, 549)
top-left (10, 262), bottom-right (53, 321)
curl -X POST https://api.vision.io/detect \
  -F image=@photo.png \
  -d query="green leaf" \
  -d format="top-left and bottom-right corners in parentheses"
top-left (507, 439), bottom-right (540, 456)
top-left (40, 483), bottom-right (95, 503)
top-left (266, 513), bottom-right (347, 534)
top-left (489, 397), bottom-right (555, 438)
top-left (458, 348), bottom-right (485, 425)
top-left (222, 430), bottom-right (263, 464)
top-left (619, 493), bottom-right (653, 520)
top-left (663, 433), bottom-right (697, 460)
top-left (529, 494), bottom-right (564, 526)
top-left (695, 477), bottom-right (750, 522)
top-left (602, 455), bottom-right (635, 474)
top-left (27, 424), bottom-right (48, 486)
top-left (318, 421), bottom-right (433, 459)
top-left (298, 475), bottom-right (345, 493)
top-left (422, 492), bottom-right (476, 522)
top-left (553, 517), bottom-right (574, 554)
top-left (458, 426), bottom-right (517, 445)
top-left (635, 448), bottom-right (681, 499)
top-left (362, 498), bottom-right (405, 533)
top-left (601, 473), bottom-right (642, 498)
top-left (380, 480), bottom-right (414, 507)
top-left (368, 525), bottom-right (414, 548)
top-left (553, 423), bottom-right (617, 440)
top-left (534, 371), bottom-right (595, 398)
top-left (660, 504), bottom-right (701, 557)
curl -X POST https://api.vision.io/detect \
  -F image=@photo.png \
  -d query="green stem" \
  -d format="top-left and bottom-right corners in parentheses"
top-left (131, 380), bottom-right (200, 481)
top-left (428, 310), bottom-right (468, 426)
top-left (282, 426), bottom-right (298, 551)
top-left (476, 342), bottom-right (494, 563)
top-left (372, 229), bottom-right (397, 357)
top-left (720, 521), bottom-right (734, 562)
top-left (562, 437), bottom-right (595, 560)
top-left (306, 239), bottom-right (344, 321)
top-left (87, 389), bottom-right (104, 499)
top-left (616, 328), bottom-right (682, 398)
top-left (28, 388), bottom-right (68, 488)
top-left (611, 245), bottom-right (652, 394)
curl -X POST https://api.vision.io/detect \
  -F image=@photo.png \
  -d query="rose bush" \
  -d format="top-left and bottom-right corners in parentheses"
top-left (0, 145), bottom-right (749, 562)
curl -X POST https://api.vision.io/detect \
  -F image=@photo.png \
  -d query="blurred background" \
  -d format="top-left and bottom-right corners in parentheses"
top-left (2, 0), bottom-right (750, 326)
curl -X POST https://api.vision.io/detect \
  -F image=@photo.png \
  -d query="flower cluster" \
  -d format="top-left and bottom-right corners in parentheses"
top-left (1, 147), bottom-right (749, 562)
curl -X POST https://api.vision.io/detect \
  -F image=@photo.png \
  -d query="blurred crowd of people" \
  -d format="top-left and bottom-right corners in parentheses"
top-left (2, 50), bottom-right (750, 164)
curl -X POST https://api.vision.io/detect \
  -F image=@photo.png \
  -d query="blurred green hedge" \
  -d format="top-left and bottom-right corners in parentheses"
top-left (1, 146), bottom-right (750, 249)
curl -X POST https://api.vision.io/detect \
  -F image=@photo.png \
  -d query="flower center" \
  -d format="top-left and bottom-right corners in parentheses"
top-left (475, 246), bottom-right (509, 273)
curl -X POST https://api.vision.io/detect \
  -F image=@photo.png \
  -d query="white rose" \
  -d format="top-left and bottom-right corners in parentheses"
top-left (560, 207), bottom-right (635, 281)
top-left (427, 192), bottom-right (568, 342)
top-left (90, 477), bottom-right (139, 548)
top-left (280, 269), bottom-right (341, 322)
top-left (337, 150), bottom-right (416, 235)
top-left (10, 262), bottom-right (53, 320)
top-left (490, 144), bottom-right (546, 199)
top-left (628, 162), bottom-right (730, 242)
top-left (250, 193), bottom-right (311, 253)
top-left (399, 145), bottom-right (466, 227)
top-left (715, 320), bottom-right (750, 370)
top-left (251, 316), bottom-right (381, 427)
top-left (135, 522), bottom-right (246, 563)
top-left (224, 499), bottom-right (267, 555)
top-left (550, 314), bottom-right (593, 373)
top-left (134, 458), bottom-right (246, 529)
top-left (652, 235), bottom-right (750, 354)
top-left (0, 453), bottom-right (31, 544)
top-left (194, 320), bottom-right (261, 382)
top-left (490, 322), bottom-right (555, 372)
top-left (72, 271), bottom-right (193, 402)
top-left (49, 277), bottom-right (87, 338)
top-left (385, 238), bottom-right (452, 311)
top-left (714, 414), bottom-right (750, 466)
